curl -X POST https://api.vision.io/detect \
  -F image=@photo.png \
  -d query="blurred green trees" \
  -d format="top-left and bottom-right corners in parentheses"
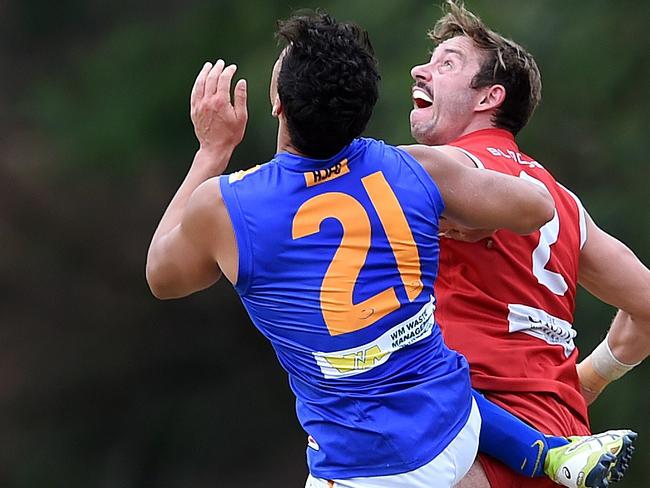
top-left (1, 1), bottom-right (648, 486)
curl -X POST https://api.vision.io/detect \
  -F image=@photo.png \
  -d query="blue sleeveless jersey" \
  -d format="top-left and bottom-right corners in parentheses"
top-left (219, 138), bottom-right (472, 479)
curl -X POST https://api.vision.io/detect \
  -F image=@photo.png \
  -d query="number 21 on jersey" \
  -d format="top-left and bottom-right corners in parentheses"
top-left (292, 171), bottom-right (423, 336)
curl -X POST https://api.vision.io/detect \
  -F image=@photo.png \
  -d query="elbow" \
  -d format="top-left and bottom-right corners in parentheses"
top-left (148, 284), bottom-right (175, 301)
top-left (145, 243), bottom-right (184, 300)
top-left (630, 273), bottom-right (650, 323)
top-left (518, 189), bottom-right (555, 235)
top-left (145, 262), bottom-right (179, 300)
top-left (538, 191), bottom-right (556, 227)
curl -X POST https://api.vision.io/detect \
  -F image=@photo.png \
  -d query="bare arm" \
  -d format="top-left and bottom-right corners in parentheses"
top-left (576, 213), bottom-right (650, 403)
top-left (146, 177), bottom-right (236, 299)
top-left (399, 144), bottom-right (554, 234)
top-left (146, 59), bottom-right (247, 299)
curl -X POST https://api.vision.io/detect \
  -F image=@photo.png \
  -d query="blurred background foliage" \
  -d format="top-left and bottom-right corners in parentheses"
top-left (1, 0), bottom-right (648, 486)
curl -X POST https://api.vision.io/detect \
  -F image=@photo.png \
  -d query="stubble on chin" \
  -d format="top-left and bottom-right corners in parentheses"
top-left (410, 121), bottom-right (439, 146)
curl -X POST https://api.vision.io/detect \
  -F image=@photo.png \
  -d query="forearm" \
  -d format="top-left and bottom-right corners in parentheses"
top-left (577, 310), bottom-right (649, 401)
top-left (146, 153), bottom-right (230, 298)
top-left (404, 145), bottom-right (554, 233)
top-left (146, 146), bottom-right (232, 290)
top-left (608, 309), bottom-right (650, 365)
top-left (576, 213), bottom-right (650, 402)
top-left (150, 146), bottom-right (233, 243)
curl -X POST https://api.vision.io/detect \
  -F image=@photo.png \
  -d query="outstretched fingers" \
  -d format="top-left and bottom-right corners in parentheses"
top-left (215, 64), bottom-right (237, 105)
top-left (204, 59), bottom-right (225, 96)
top-left (234, 78), bottom-right (248, 121)
top-left (191, 62), bottom-right (212, 107)
top-left (189, 58), bottom-right (247, 148)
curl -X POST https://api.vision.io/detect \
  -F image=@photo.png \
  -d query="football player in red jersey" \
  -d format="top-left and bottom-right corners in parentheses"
top-left (408, 2), bottom-right (650, 487)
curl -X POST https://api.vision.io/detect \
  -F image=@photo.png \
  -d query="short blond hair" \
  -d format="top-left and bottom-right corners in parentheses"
top-left (430, 1), bottom-right (542, 135)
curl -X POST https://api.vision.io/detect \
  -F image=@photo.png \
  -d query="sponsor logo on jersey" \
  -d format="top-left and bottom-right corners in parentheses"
top-left (507, 303), bottom-right (576, 357)
top-left (313, 297), bottom-right (435, 379)
top-left (228, 165), bottom-right (262, 183)
top-left (486, 147), bottom-right (543, 169)
top-left (304, 159), bottom-right (350, 187)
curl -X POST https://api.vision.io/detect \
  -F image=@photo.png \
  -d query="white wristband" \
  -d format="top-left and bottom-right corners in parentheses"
top-left (591, 335), bottom-right (641, 382)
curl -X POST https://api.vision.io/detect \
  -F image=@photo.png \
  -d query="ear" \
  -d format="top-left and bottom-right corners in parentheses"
top-left (271, 95), bottom-right (282, 118)
top-left (475, 84), bottom-right (506, 113)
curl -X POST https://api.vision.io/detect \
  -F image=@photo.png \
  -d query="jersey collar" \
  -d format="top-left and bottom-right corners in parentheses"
top-left (273, 138), bottom-right (368, 171)
top-left (451, 128), bottom-right (515, 145)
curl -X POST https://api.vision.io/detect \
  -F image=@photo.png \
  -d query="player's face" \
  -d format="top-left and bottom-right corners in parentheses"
top-left (410, 36), bottom-right (484, 145)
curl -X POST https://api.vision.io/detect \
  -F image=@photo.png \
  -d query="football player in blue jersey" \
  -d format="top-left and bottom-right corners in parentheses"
top-left (146, 11), bottom-right (633, 488)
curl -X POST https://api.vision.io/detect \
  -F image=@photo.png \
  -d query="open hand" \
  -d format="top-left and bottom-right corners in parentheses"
top-left (190, 59), bottom-right (248, 153)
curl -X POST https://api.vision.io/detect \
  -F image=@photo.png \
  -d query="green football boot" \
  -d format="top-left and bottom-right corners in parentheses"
top-left (544, 429), bottom-right (637, 488)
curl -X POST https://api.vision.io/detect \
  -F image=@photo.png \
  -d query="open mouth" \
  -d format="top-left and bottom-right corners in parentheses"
top-left (412, 87), bottom-right (433, 109)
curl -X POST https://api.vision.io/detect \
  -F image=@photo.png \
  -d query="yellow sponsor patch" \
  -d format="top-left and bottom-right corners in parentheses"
top-left (312, 297), bottom-right (435, 379)
top-left (304, 159), bottom-right (349, 187)
top-left (323, 345), bottom-right (390, 374)
top-left (228, 165), bottom-right (262, 183)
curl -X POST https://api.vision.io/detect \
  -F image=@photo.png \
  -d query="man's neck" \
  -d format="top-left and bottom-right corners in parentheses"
top-left (276, 140), bottom-right (302, 156)
top-left (451, 118), bottom-right (497, 143)
top-left (275, 120), bottom-right (305, 156)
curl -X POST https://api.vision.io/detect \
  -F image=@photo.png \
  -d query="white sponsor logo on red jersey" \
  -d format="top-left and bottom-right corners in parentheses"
top-left (507, 303), bottom-right (576, 357)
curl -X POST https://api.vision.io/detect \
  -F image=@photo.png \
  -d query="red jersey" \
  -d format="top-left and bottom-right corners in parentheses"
top-left (436, 128), bottom-right (590, 432)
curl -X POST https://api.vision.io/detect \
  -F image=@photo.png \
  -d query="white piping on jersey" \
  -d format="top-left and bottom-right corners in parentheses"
top-left (453, 147), bottom-right (486, 169)
top-left (557, 183), bottom-right (588, 249)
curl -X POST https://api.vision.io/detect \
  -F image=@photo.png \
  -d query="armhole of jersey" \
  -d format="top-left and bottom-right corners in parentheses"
top-left (395, 147), bottom-right (445, 218)
top-left (453, 147), bottom-right (486, 169)
top-left (219, 175), bottom-right (253, 294)
top-left (558, 183), bottom-right (588, 249)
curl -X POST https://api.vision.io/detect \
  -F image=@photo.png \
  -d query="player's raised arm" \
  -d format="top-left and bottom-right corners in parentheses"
top-left (146, 59), bottom-right (247, 299)
top-left (400, 144), bottom-right (554, 234)
top-left (576, 212), bottom-right (650, 404)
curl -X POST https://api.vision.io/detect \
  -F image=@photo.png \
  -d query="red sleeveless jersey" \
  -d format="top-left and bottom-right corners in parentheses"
top-left (436, 128), bottom-right (590, 431)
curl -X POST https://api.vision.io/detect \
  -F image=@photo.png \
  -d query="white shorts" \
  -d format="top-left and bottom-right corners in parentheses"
top-left (305, 397), bottom-right (481, 488)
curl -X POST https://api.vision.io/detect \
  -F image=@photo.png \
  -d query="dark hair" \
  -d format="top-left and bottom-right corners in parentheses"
top-left (276, 11), bottom-right (380, 159)
top-left (431, 1), bottom-right (542, 135)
